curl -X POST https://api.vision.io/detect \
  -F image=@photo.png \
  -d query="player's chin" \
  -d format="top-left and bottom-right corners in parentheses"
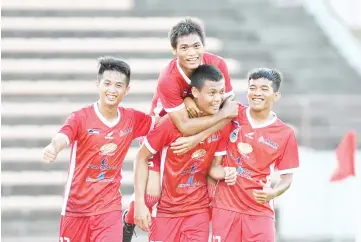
top-left (205, 107), bottom-right (220, 115)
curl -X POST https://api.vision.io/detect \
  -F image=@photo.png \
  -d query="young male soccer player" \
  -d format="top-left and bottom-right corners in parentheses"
top-left (122, 17), bottom-right (237, 240)
top-left (134, 65), bottom-right (237, 242)
top-left (211, 68), bottom-right (300, 242)
top-left (41, 57), bottom-right (156, 242)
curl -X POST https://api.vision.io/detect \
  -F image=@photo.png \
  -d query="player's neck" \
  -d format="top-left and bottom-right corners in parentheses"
top-left (249, 108), bottom-right (273, 125)
top-left (180, 65), bottom-right (194, 78)
top-left (97, 101), bottom-right (119, 122)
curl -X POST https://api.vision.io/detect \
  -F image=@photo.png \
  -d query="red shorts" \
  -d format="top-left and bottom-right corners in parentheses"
top-left (59, 210), bottom-right (122, 242)
top-left (149, 212), bottom-right (210, 242)
top-left (212, 208), bottom-right (275, 242)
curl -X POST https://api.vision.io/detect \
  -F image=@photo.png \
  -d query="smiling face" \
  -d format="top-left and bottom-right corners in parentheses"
top-left (247, 78), bottom-right (280, 112)
top-left (192, 79), bottom-right (225, 115)
top-left (97, 70), bottom-right (129, 107)
top-left (173, 33), bottom-right (205, 71)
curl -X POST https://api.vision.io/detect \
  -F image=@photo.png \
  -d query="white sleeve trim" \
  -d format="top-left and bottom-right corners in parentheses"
top-left (164, 103), bottom-right (185, 113)
top-left (144, 137), bottom-right (157, 154)
top-left (149, 116), bottom-right (156, 131)
top-left (278, 167), bottom-right (299, 175)
top-left (223, 90), bottom-right (234, 99)
top-left (58, 133), bottom-right (70, 146)
top-left (214, 151), bottom-right (227, 156)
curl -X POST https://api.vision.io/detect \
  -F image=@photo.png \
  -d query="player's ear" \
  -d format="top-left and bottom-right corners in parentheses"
top-left (95, 80), bottom-right (100, 87)
top-left (274, 92), bottom-right (281, 102)
top-left (124, 85), bottom-right (130, 96)
top-left (172, 47), bottom-right (177, 56)
top-left (191, 86), bottom-right (199, 98)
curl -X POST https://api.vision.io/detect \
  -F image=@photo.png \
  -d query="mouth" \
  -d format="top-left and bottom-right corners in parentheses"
top-left (106, 94), bottom-right (117, 101)
top-left (186, 57), bottom-right (199, 64)
top-left (251, 98), bottom-right (264, 104)
top-left (211, 104), bottom-right (221, 110)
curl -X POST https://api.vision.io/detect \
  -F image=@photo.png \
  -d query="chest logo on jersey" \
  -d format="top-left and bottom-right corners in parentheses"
top-left (207, 134), bottom-right (220, 143)
top-left (245, 132), bottom-right (254, 140)
top-left (258, 136), bottom-right (278, 149)
top-left (100, 143), bottom-right (117, 155)
top-left (105, 131), bottom-right (114, 140)
top-left (237, 142), bottom-right (253, 155)
top-left (119, 128), bottom-right (132, 137)
top-left (88, 129), bottom-right (100, 135)
top-left (178, 175), bottom-right (201, 188)
top-left (229, 121), bottom-right (240, 143)
top-left (191, 149), bottom-right (206, 159)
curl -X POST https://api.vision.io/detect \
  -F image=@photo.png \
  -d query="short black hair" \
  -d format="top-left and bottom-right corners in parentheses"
top-left (97, 56), bottom-right (131, 86)
top-left (169, 18), bottom-right (206, 49)
top-left (247, 68), bottom-right (282, 92)
top-left (191, 64), bottom-right (224, 90)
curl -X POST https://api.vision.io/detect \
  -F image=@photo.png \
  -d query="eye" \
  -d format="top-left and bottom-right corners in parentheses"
top-left (180, 46), bottom-right (187, 50)
top-left (194, 44), bottom-right (201, 48)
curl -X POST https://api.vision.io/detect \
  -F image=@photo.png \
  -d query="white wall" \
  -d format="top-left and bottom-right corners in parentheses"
top-left (276, 148), bottom-right (361, 240)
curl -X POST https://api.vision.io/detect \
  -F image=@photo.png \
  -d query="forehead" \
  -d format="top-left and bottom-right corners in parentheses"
top-left (201, 79), bottom-right (225, 90)
top-left (100, 70), bottom-right (127, 83)
top-left (177, 33), bottom-right (202, 46)
top-left (249, 78), bottom-right (272, 86)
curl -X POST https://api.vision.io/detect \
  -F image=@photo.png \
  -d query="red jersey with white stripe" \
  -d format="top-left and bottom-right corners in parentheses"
top-left (211, 104), bottom-right (299, 218)
top-left (59, 103), bottom-right (155, 216)
top-left (150, 52), bottom-right (234, 116)
top-left (144, 116), bottom-right (228, 217)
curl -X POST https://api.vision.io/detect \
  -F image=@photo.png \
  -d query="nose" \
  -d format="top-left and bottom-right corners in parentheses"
top-left (106, 84), bottom-right (117, 93)
top-left (214, 93), bottom-right (222, 103)
top-left (187, 46), bottom-right (197, 56)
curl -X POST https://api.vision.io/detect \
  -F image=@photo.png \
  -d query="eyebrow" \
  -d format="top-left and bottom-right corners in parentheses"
top-left (179, 41), bottom-right (201, 47)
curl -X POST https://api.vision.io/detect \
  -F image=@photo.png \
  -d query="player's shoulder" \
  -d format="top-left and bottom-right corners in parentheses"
top-left (119, 106), bottom-right (148, 119)
top-left (274, 117), bottom-right (296, 136)
top-left (203, 52), bottom-right (226, 66)
top-left (158, 58), bottom-right (178, 83)
top-left (71, 103), bottom-right (95, 118)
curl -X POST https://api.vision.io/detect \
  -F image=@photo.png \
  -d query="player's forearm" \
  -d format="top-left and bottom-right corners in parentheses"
top-left (194, 118), bottom-right (232, 142)
top-left (272, 174), bottom-right (293, 198)
top-left (178, 111), bottom-right (227, 136)
top-left (209, 165), bottom-right (226, 180)
top-left (51, 133), bottom-right (68, 153)
top-left (134, 157), bottom-right (149, 204)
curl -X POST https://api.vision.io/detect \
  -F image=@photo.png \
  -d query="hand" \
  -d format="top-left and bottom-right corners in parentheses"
top-left (224, 167), bottom-right (237, 185)
top-left (41, 143), bottom-right (58, 163)
top-left (221, 98), bottom-right (238, 118)
top-left (184, 97), bottom-right (202, 118)
top-left (134, 202), bottom-right (152, 232)
top-left (170, 136), bottom-right (200, 155)
top-left (253, 180), bottom-right (276, 204)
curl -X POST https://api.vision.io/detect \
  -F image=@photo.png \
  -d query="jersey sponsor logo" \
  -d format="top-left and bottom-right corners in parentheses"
top-left (119, 128), bottom-right (132, 137)
top-left (229, 128), bottom-right (239, 143)
top-left (237, 142), bottom-right (253, 155)
top-left (86, 171), bottom-right (114, 182)
top-left (88, 158), bottom-right (119, 171)
top-left (181, 163), bottom-right (197, 175)
top-left (191, 149), bottom-right (206, 159)
top-left (88, 128), bottom-right (100, 134)
top-left (258, 136), bottom-right (278, 149)
top-left (100, 143), bottom-right (117, 155)
top-left (236, 156), bottom-right (252, 179)
top-left (178, 175), bottom-right (201, 188)
top-left (207, 134), bottom-right (220, 143)
top-left (105, 131), bottom-right (114, 140)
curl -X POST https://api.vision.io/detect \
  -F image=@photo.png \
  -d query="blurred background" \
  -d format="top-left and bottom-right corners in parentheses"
top-left (1, 0), bottom-right (361, 241)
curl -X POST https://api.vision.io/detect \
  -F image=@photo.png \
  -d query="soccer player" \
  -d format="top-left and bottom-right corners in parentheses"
top-left (122, 17), bottom-right (237, 240)
top-left (134, 65), bottom-right (237, 242)
top-left (211, 68), bottom-right (300, 242)
top-left (41, 57), bottom-right (156, 242)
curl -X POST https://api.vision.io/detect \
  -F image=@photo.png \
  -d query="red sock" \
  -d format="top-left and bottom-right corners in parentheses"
top-left (125, 194), bottom-right (160, 225)
top-left (125, 200), bottom-right (135, 224)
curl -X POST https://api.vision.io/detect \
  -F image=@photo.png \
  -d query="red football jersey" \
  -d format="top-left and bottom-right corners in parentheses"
top-left (211, 104), bottom-right (299, 218)
top-left (59, 103), bottom-right (155, 216)
top-left (150, 52), bottom-right (234, 116)
top-left (143, 116), bottom-right (227, 217)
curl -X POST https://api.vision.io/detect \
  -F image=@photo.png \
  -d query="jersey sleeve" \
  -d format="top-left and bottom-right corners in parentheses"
top-left (157, 76), bottom-right (185, 113)
top-left (218, 57), bottom-right (234, 98)
top-left (275, 130), bottom-right (300, 174)
top-left (144, 117), bottom-right (177, 154)
top-left (58, 112), bottom-right (80, 146)
top-left (132, 109), bottom-right (156, 139)
top-left (214, 122), bottom-right (232, 156)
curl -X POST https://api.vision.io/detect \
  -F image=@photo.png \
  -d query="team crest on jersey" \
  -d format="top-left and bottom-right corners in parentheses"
top-left (88, 129), bottom-right (100, 135)
top-left (100, 143), bottom-right (117, 155)
top-left (229, 128), bottom-right (239, 143)
top-left (105, 131), bottom-right (114, 140)
top-left (191, 149), bottom-right (206, 159)
top-left (237, 142), bottom-right (253, 155)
